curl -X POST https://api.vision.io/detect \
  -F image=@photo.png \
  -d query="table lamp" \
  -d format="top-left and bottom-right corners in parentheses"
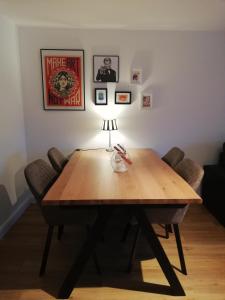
top-left (102, 119), bottom-right (118, 152)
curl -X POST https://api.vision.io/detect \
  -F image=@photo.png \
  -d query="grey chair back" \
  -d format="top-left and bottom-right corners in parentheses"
top-left (24, 159), bottom-right (96, 225)
top-left (175, 158), bottom-right (204, 191)
top-left (47, 147), bottom-right (68, 173)
top-left (24, 159), bottom-right (98, 276)
top-left (162, 147), bottom-right (185, 168)
top-left (146, 158), bottom-right (203, 225)
top-left (24, 159), bottom-right (57, 203)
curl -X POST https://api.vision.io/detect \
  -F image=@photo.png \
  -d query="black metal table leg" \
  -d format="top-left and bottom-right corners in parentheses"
top-left (173, 224), bottom-right (187, 275)
top-left (86, 224), bottom-right (101, 275)
top-left (39, 225), bottom-right (54, 276)
top-left (57, 225), bottom-right (64, 241)
top-left (121, 221), bottom-right (132, 242)
top-left (127, 224), bottom-right (140, 273)
top-left (134, 207), bottom-right (185, 296)
top-left (58, 206), bottom-right (114, 299)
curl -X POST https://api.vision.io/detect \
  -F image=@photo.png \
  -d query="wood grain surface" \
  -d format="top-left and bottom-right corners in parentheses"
top-left (43, 149), bottom-right (202, 205)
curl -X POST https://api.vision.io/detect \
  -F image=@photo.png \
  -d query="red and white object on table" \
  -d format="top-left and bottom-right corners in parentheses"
top-left (113, 146), bottom-right (132, 165)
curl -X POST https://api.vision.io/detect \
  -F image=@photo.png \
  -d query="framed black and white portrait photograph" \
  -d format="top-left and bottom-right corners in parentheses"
top-left (93, 55), bottom-right (119, 83)
top-left (95, 88), bottom-right (108, 105)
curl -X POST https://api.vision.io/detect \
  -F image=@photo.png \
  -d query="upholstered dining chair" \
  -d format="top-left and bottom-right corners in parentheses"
top-left (122, 147), bottom-right (185, 245)
top-left (162, 147), bottom-right (185, 236)
top-left (47, 147), bottom-right (69, 174)
top-left (127, 158), bottom-right (204, 275)
top-left (162, 147), bottom-right (185, 169)
top-left (24, 159), bottom-right (100, 276)
top-left (175, 158), bottom-right (204, 191)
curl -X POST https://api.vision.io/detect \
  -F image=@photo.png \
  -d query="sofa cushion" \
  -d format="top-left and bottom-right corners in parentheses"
top-left (202, 165), bottom-right (225, 227)
top-left (203, 165), bottom-right (225, 182)
top-left (219, 151), bottom-right (225, 168)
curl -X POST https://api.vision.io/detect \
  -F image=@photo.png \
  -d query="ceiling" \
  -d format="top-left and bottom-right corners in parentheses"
top-left (0, 0), bottom-right (225, 31)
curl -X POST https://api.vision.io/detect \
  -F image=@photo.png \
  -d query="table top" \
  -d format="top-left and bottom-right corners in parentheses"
top-left (43, 149), bottom-right (202, 206)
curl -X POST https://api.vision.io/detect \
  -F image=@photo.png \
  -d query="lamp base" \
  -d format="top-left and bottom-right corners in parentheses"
top-left (106, 147), bottom-right (114, 152)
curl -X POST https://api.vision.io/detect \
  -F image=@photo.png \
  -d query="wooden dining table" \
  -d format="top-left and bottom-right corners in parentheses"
top-left (43, 148), bottom-right (202, 299)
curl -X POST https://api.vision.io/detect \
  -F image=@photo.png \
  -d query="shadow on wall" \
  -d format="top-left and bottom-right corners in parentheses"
top-left (116, 81), bottom-right (139, 105)
top-left (4, 153), bottom-right (27, 205)
top-left (184, 142), bottom-right (222, 166)
top-left (130, 51), bottom-right (164, 111)
top-left (131, 50), bottom-right (153, 86)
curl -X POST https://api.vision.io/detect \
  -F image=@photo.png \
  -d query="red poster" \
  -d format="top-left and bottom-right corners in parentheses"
top-left (41, 50), bottom-right (85, 110)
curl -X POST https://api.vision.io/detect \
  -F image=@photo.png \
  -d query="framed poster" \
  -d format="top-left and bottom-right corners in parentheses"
top-left (93, 55), bottom-right (119, 83)
top-left (95, 88), bottom-right (107, 105)
top-left (40, 49), bottom-right (85, 110)
top-left (115, 91), bottom-right (131, 104)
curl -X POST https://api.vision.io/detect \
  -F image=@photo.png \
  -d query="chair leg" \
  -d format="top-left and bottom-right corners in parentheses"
top-left (165, 224), bottom-right (173, 239)
top-left (58, 225), bottom-right (64, 240)
top-left (121, 222), bottom-right (132, 242)
top-left (127, 224), bottom-right (141, 272)
top-left (173, 224), bottom-right (187, 275)
top-left (165, 225), bottom-right (169, 239)
top-left (39, 225), bottom-right (54, 276)
top-left (167, 224), bottom-right (173, 233)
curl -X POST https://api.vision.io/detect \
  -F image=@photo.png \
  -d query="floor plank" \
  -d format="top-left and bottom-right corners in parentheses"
top-left (0, 204), bottom-right (224, 300)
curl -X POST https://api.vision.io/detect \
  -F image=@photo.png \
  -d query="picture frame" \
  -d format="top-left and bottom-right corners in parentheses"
top-left (115, 91), bottom-right (131, 104)
top-left (95, 88), bottom-right (108, 105)
top-left (141, 94), bottom-right (152, 109)
top-left (40, 49), bottom-right (85, 110)
top-left (93, 55), bottom-right (119, 83)
top-left (131, 69), bottom-right (142, 84)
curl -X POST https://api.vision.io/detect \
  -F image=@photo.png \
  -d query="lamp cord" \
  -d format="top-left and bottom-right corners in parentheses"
top-left (76, 148), bottom-right (106, 151)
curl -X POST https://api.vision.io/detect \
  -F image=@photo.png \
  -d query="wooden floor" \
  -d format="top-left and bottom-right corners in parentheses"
top-left (0, 204), bottom-right (224, 300)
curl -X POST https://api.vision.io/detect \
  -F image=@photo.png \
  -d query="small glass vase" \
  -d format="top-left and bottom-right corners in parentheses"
top-left (111, 151), bottom-right (128, 173)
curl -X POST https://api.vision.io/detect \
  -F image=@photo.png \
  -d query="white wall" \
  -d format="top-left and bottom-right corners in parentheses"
top-left (18, 27), bottom-right (225, 165)
top-left (0, 16), bottom-right (27, 204)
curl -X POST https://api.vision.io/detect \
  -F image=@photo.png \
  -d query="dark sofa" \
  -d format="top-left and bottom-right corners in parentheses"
top-left (202, 144), bottom-right (225, 227)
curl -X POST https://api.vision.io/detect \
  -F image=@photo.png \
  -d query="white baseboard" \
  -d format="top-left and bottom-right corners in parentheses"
top-left (0, 191), bottom-right (32, 239)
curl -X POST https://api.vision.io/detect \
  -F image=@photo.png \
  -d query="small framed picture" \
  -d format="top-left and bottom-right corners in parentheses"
top-left (141, 94), bottom-right (152, 109)
top-left (93, 55), bottom-right (119, 83)
top-left (95, 88), bottom-right (107, 105)
top-left (115, 92), bottom-right (131, 104)
top-left (131, 69), bottom-right (142, 84)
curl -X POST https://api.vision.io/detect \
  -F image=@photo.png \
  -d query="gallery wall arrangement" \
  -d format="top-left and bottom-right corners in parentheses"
top-left (40, 49), bottom-right (152, 111)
